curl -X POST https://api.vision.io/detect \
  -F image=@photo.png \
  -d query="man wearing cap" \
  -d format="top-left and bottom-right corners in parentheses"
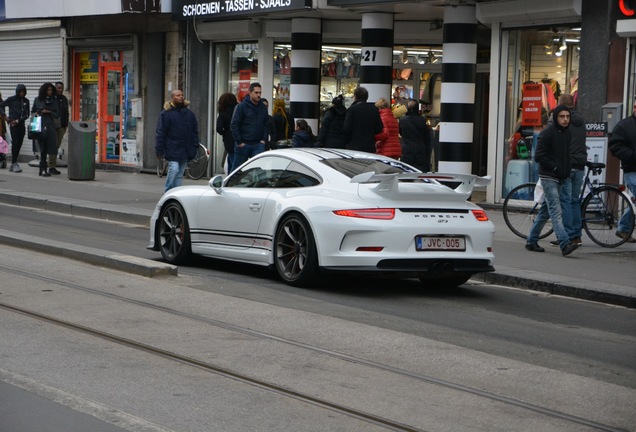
top-left (525, 104), bottom-right (579, 256)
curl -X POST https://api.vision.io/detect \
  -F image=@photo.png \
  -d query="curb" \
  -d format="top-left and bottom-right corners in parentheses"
top-left (0, 229), bottom-right (177, 278)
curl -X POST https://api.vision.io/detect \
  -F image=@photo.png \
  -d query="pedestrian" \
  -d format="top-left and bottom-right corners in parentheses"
top-left (271, 98), bottom-right (294, 148)
top-left (31, 83), bottom-right (60, 177)
top-left (216, 92), bottom-right (238, 174)
top-left (399, 99), bottom-right (431, 172)
top-left (156, 89), bottom-right (200, 192)
top-left (549, 94), bottom-right (587, 247)
top-left (0, 91), bottom-right (7, 169)
top-left (374, 97), bottom-right (401, 159)
top-left (343, 86), bottom-right (383, 153)
top-left (49, 81), bottom-right (69, 175)
top-left (230, 82), bottom-right (269, 168)
top-left (0, 84), bottom-right (30, 173)
top-left (316, 95), bottom-right (347, 149)
top-left (291, 119), bottom-right (316, 148)
top-left (525, 105), bottom-right (579, 256)
top-left (261, 98), bottom-right (278, 150)
top-left (608, 100), bottom-right (636, 243)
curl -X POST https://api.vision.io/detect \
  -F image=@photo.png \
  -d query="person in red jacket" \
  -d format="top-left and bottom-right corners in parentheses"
top-left (374, 98), bottom-right (401, 159)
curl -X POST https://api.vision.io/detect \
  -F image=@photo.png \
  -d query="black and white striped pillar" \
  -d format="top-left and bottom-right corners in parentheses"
top-left (290, 18), bottom-right (322, 133)
top-left (438, 4), bottom-right (477, 174)
top-left (359, 13), bottom-right (394, 104)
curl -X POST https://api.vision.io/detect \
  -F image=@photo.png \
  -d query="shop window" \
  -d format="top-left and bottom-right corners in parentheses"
top-left (502, 26), bottom-right (581, 199)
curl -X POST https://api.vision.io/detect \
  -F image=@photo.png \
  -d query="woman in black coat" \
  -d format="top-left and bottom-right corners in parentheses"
top-left (399, 99), bottom-right (431, 172)
top-left (317, 95), bottom-right (347, 149)
top-left (31, 82), bottom-right (59, 176)
top-left (216, 92), bottom-right (238, 174)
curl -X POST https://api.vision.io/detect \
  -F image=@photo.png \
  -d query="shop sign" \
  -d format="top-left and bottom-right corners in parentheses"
top-left (79, 52), bottom-right (99, 84)
top-left (619, 0), bottom-right (636, 17)
top-left (521, 83), bottom-right (543, 127)
top-left (238, 70), bottom-right (251, 101)
top-left (173, 0), bottom-right (310, 20)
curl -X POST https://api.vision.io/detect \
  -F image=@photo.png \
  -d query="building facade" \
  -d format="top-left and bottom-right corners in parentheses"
top-left (1, 0), bottom-right (633, 204)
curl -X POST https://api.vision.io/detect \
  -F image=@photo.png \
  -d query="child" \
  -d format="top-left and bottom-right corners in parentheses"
top-left (291, 119), bottom-right (316, 148)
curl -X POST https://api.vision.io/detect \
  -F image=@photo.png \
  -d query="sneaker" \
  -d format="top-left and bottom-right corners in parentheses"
top-left (561, 242), bottom-right (579, 256)
top-left (549, 240), bottom-right (559, 247)
top-left (572, 237), bottom-right (583, 246)
top-left (616, 231), bottom-right (636, 243)
top-left (49, 167), bottom-right (61, 175)
top-left (8, 163), bottom-right (13, 172)
top-left (525, 243), bottom-right (545, 252)
top-left (12, 163), bottom-right (22, 173)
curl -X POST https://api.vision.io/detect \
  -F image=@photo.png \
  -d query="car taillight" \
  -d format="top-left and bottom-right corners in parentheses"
top-left (333, 208), bottom-right (395, 220)
top-left (471, 210), bottom-right (489, 221)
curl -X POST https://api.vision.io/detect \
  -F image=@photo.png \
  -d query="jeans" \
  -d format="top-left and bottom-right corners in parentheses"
top-left (560, 169), bottom-right (584, 239)
top-left (164, 160), bottom-right (187, 193)
top-left (618, 171), bottom-right (636, 233)
top-left (232, 142), bottom-right (266, 169)
top-left (527, 177), bottom-right (570, 249)
top-left (9, 123), bottom-right (26, 162)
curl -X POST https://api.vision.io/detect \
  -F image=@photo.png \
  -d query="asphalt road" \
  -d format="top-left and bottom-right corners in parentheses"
top-left (2, 203), bottom-right (635, 389)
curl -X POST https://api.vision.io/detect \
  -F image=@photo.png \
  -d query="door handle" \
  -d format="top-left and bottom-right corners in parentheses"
top-left (249, 203), bottom-right (262, 211)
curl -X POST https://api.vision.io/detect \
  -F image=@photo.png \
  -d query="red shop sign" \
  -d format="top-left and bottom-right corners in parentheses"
top-left (521, 83), bottom-right (543, 127)
top-left (620, 0), bottom-right (636, 17)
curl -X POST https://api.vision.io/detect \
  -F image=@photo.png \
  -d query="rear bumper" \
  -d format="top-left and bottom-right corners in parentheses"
top-left (322, 258), bottom-right (494, 275)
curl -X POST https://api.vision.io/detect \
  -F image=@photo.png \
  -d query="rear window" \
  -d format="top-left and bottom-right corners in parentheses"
top-left (320, 157), bottom-right (419, 179)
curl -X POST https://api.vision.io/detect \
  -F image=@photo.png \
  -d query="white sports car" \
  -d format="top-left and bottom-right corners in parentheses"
top-left (148, 148), bottom-right (495, 287)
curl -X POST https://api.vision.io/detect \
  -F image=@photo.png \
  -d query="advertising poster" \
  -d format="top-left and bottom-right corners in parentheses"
top-left (120, 139), bottom-right (139, 166)
top-left (238, 70), bottom-right (251, 101)
top-left (521, 83), bottom-right (543, 127)
top-left (79, 52), bottom-right (99, 83)
top-left (586, 122), bottom-right (608, 185)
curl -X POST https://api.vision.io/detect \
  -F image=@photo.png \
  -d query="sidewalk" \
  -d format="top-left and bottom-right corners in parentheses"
top-left (0, 165), bottom-right (634, 308)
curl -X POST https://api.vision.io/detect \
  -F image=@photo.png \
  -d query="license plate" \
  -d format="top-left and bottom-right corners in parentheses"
top-left (416, 236), bottom-right (466, 251)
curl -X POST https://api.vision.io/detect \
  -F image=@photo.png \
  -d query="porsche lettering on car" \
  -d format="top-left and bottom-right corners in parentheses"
top-left (148, 148), bottom-right (495, 287)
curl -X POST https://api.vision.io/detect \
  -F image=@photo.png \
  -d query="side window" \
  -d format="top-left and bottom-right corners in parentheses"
top-left (275, 162), bottom-right (321, 188)
top-left (225, 156), bottom-right (291, 188)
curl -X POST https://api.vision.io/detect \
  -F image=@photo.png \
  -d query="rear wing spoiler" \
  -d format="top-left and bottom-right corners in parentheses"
top-left (350, 172), bottom-right (491, 196)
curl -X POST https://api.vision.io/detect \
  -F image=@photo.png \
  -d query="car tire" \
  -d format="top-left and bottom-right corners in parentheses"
top-left (274, 213), bottom-right (319, 287)
top-left (158, 201), bottom-right (191, 265)
top-left (419, 274), bottom-right (471, 289)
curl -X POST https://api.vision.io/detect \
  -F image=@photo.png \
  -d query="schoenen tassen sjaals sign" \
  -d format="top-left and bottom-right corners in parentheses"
top-left (173, 0), bottom-right (311, 20)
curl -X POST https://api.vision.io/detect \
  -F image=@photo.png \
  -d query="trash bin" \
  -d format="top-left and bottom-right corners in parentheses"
top-left (68, 121), bottom-right (96, 180)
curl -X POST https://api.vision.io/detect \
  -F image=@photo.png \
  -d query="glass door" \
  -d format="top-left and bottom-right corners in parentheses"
top-left (99, 65), bottom-right (122, 162)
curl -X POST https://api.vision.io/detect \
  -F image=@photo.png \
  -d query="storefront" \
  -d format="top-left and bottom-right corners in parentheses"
top-left (69, 38), bottom-right (139, 166)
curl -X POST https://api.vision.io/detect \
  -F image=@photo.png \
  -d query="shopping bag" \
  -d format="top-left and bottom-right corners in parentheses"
top-left (27, 116), bottom-right (42, 140)
top-left (534, 179), bottom-right (544, 204)
top-left (0, 136), bottom-right (9, 154)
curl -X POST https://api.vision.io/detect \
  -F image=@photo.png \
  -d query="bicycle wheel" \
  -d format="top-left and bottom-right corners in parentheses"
top-left (156, 159), bottom-right (167, 178)
top-left (186, 144), bottom-right (209, 180)
top-left (582, 185), bottom-right (634, 247)
top-left (503, 183), bottom-right (553, 240)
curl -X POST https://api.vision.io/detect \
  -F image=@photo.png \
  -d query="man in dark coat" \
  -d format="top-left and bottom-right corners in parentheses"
top-left (49, 81), bottom-right (70, 174)
top-left (609, 100), bottom-right (636, 243)
top-left (0, 84), bottom-right (30, 173)
top-left (156, 89), bottom-right (200, 192)
top-left (343, 87), bottom-right (383, 153)
top-left (526, 105), bottom-right (579, 256)
top-left (230, 82), bottom-right (269, 168)
top-left (399, 99), bottom-right (431, 172)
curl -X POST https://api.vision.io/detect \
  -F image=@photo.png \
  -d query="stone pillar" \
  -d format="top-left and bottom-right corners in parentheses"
top-left (290, 18), bottom-right (322, 133)
top-left (359, 13), bottom-right (394, 104)
top-left (438, 4), bottom-right (477, 174)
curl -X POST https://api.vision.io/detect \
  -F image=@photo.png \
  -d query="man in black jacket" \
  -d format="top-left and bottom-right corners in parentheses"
top-left (343, 87), bottom-right (383, 153)
top-left (526, 105), bottom-right (579, 256)
top-left (0, 84), bottom-right (30, 173)
top-left (609, 100), bottom-right (636, 243)
top-left (49, 81), bottom-right (70, 175)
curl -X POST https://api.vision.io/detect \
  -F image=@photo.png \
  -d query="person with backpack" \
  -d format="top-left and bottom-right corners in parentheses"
top-left (317, 95), bottom-right (347, 149)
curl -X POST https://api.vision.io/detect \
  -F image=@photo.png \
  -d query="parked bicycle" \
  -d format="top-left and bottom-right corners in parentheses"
top-left (503, 161), bottom-right (635, 247)
top-left (156, 143), bottom-right (209, 180)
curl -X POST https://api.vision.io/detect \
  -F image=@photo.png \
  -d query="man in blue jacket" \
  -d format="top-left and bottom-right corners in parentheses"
top-left (230, 82), bottom-right (269, 168)
top-left (156, 89), bottom-right (200, 192)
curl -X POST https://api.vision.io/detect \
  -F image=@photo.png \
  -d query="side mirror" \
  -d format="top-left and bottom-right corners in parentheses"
top-left (209, 175), bottom-right (224, 194)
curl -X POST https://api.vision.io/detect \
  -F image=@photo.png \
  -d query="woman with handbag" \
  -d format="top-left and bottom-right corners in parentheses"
top-left (31, 82), bottom-right (59, 176)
